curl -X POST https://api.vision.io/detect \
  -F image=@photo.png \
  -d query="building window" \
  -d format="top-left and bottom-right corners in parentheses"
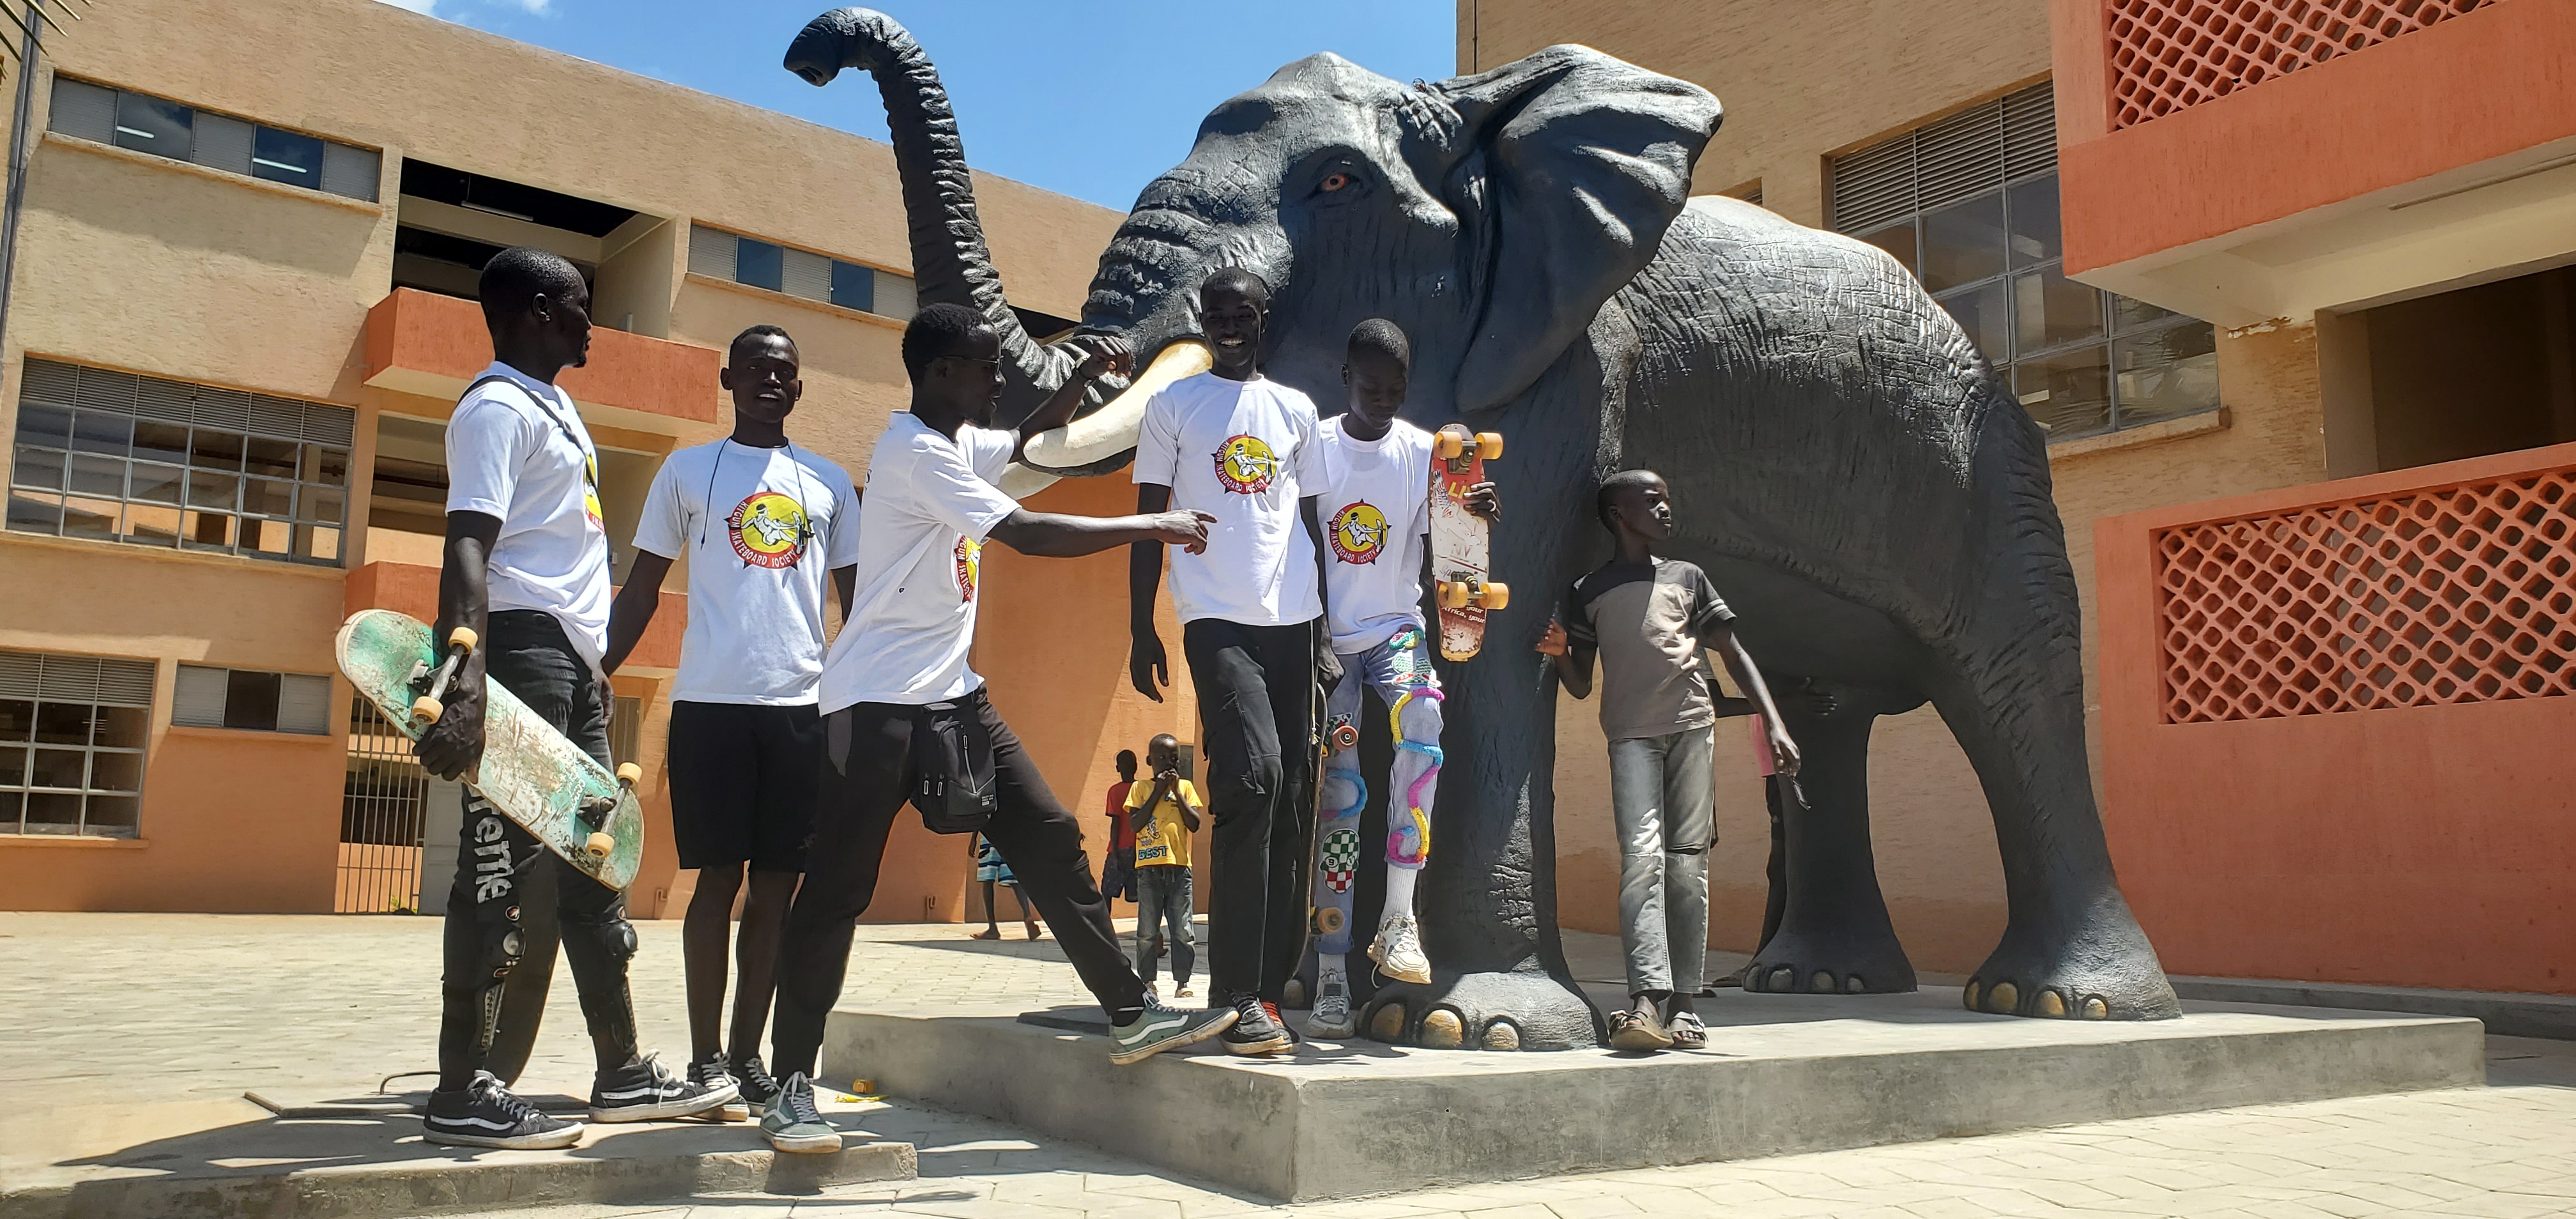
top-left (689, 224), bottom-right (917, 320)
top-left (8, 358), bottom-right (354, 565)
top-left (0, 649), bottom-right (153, 838)
top-left (47, 77), bottom-right (379, 203)
top-left (1830, 83), bottom-right (2220, 441)
top-left (172, 665), bottom-right (332, 735)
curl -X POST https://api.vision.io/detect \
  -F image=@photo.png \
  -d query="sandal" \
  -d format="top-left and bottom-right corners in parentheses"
top-left (1667, 1010), bottom-right (1708, 1050)
top-left (1606, 1008), bottom-right (1673, 1052)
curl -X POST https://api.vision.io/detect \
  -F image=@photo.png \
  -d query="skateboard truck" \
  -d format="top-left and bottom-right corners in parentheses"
top-left (1435, 576), bottom-right (1510, 611)
top-left (408, 626), bottom-right (479, 724)
top-left (577, 763), bottom-right (642, 859)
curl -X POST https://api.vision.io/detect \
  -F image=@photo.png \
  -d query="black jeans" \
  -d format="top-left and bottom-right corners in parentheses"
top-left (437, 611), bottom-right (636, 1091)
top-left (770, 691), bottom-right (1142, 1078)
top-left (1182, 618), bottom-right (1319, 1000)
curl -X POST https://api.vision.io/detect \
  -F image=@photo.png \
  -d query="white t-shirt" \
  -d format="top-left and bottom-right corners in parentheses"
top-left (632, 439), bottom-right (862, 705)
top-left (818, 413), bottom-right (1020, 712)
top-left (1315, 415), bottom-right (1433, 654)
top-left (444, 362), bottom-right (612, 671)
top-left (1130, 372), bottom-right (1326, 628)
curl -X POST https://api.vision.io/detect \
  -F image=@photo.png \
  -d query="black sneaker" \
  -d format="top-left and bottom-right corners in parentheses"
top-left (687, 1052), bottom-right (747, 1123)
top-left (1220, 992), bottom-right (1294, 1057)
top-left (424, 1071), bottom-right (585, 1149)
top-left (728, 1052), bottom-right (783, 1113)
top-left (590, 1052), bottom-right (738, 1123)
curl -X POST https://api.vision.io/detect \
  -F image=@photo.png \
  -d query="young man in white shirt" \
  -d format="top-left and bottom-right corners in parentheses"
top-left (602, 325), bottom-right (860, 1122)
top-left (412, 248), bottom-right (732, 1149)
top-left (1128, 268), bottom-right (1334, 1057)
top-left (761, 304), bottom-right (1234, 1154)
top-left (1303, 319), bottom-right (1498, 1039)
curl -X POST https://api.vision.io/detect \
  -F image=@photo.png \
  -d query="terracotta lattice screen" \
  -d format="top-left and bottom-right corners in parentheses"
top-left (2106, 0), bottom-right (2501, 129)
top-left (2153, 466), bottom-right (2576, 723)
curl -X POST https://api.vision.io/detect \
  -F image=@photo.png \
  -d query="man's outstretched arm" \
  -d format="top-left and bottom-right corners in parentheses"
top-left (989, 504), bottom-right (1211, 560)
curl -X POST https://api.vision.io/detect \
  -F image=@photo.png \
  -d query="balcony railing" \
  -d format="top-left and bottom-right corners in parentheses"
top-left (2106, 0), bottom-right (2499, 130)
top-left (360, 289), bottom-right (718, 434)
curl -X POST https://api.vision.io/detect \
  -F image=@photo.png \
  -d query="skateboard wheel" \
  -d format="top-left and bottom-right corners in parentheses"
top-left (1314, 907), bottom-right (1346, 935)
top-left (615, 762), bottom-right (641, 786)
top-left (1476, 432), bottom-right (1503, 460)
top-left (1330, 723), bottom-right (1360, 751)
top-left (411, 695), bottom-right (443, 723)
top-left (1436, 579), bottom-right (1462, 610)
top-left (1434, 428), bottom-right (1466, 460)
top-left (1479, 581), bottom-right (1510, 610)
top-left (586, 832), bottom-right (614, 859)
top-left (447, 625), bottom-right (478, 652)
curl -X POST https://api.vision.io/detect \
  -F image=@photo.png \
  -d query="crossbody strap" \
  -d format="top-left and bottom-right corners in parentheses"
top-left (462, 372), bottom-right (591, 462)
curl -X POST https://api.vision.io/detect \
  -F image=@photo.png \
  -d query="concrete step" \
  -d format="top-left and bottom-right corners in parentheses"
top-left (0, 1092), bottom-right (912, 1219)
top-left (823, 988), bottom-right (2484, 1202)
top-left (2171, 975), bottom-right (2576, 1040)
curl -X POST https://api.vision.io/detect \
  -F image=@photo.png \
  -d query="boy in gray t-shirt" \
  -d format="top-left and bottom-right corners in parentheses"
top-left (1539, 469), bottom-right (1801, 1053)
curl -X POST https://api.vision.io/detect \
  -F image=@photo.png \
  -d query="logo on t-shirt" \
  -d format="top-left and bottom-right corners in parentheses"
top-left (1211, 434), bottom-right (1281, 494)
top-left (583, 455), bottom-right (604, 532)
top-left (1329, 501), bottom-right (1392, 565)
top-left (954, 536), bottom-right (981, 604)
top-left (726, 491), bottom-right (809, 569)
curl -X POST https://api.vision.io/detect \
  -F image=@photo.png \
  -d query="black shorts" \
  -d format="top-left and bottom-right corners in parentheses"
top-left (666, 700), bottom-right (824, 872)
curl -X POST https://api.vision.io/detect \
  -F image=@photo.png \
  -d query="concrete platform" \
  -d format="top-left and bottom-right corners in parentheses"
top-left (0, 1091), bottom-right (913, 1219)
top-left (821, 988), bottom-right (2485, 1202)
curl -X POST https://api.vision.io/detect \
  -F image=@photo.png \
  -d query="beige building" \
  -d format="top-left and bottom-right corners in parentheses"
top-left (0, 0), bottom-right (1156, 920)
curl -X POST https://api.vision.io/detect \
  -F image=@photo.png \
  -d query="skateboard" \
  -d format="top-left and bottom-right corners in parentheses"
top-left (335, 609), bottom-right (646, 891)
top-left (1429, 425), bottom-right (1508, 661)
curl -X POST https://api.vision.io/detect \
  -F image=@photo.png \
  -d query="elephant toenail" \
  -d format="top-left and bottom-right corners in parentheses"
top-left (1482, 1020), bottom-right (1521, 1051)
top-left (1962, 981), bottom-right (1982, 1010)
top-left (2082, 995), bottom-right (2111, 1020)
top-left (1368, 1002), bottom-right (1407, 1042)
top-left (2036, 989), bottom-right (2067, 1017)
top-left (1809, 970), bottom-right (1836, 993)
top-left (1420, 1008), bottom-right (1464, 1049)
top-left (1768, 966), bottom-right (1795, 991)
top-left (1845, 974), bottom-right (1866, 993)
top-left (1986, 981), bottom-right (2020, 1013)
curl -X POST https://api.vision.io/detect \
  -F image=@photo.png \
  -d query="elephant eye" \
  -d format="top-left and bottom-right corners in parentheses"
top-left (1320, 172), bottom-right (1354, 193)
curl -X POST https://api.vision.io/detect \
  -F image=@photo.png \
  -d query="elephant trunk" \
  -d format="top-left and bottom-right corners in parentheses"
top-left (785, 8), bottom-right (1071, 411)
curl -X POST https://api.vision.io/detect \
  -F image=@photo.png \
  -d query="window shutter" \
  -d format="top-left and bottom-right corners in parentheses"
top-left (277, 674), bottom-right (333, 735)
top-left (191, 113), bottom-right (255, 176)
top-left (688, 224), bottom-right (737, 280)
top-left (321, 143), bottom-right (381, 202)
top-left (172, 664), bottom-right (229, 729)
top-left (2003, 86), bottom-right (2058, 183)
top-left (1830, 82), bottom-right (2057, 236)
top-left (0, 650), bottom-right (40, 700)
top-left (872, 271), bottom-right (917, 320)
top-left (781, 247), bottom-right (834, 303)
top-left (47, 79), bottom-right (116, 144)
top-left (1828, 137), bottom-right (1917, 235)
top-left (93, 658), bottom-right (156, 708)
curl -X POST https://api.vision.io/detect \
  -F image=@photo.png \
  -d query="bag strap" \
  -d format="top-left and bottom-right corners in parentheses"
top-left (463, 372), bottom-right (590, 461)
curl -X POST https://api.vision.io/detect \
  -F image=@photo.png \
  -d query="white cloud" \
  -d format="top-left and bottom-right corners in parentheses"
top-left (509, 0), bottom-right (551, 12)
top-left (374, 0), bottom-right (437, 12)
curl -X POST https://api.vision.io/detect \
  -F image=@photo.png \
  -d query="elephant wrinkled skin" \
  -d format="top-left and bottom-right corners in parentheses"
top-left (787, 8), bottom-right (2181, 1049)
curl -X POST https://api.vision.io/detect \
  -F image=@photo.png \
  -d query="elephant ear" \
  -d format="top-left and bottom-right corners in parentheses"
top-left (1432, 46), bottom-right (1721, 411)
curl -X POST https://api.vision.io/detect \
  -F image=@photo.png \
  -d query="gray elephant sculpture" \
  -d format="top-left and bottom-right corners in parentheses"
top-left (785, 8), bottom-right (2181, 1050)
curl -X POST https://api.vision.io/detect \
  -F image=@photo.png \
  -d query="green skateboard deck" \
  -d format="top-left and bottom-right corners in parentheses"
top-left (335, 608), bottom-right (645, 891)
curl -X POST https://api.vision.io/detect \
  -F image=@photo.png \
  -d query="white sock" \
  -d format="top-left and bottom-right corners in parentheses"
top-left (1383, 866), bottom-right (1420, 925)
top-left (1319, 953), bottom-right (1347, 987)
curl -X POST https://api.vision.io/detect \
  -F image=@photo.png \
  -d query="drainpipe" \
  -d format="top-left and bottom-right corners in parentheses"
top-left (0, 1), bottom-right (46, 356)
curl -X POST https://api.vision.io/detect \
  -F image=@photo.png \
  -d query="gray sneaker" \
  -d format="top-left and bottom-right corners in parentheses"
top-left (761, 1071), bottom-right (841, 1154)
top-left (1110, 997), bottom-right (1238, 1066)
top-left (1305, 974), bottom-right (1356, 1039)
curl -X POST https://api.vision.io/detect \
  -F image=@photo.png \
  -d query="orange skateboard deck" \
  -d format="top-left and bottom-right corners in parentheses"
top-left (1429, 425), bottom-right (1507, 661)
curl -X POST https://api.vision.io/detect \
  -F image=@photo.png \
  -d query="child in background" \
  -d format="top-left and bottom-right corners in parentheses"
top-left (1126, 733), bottom-right (1205, 997)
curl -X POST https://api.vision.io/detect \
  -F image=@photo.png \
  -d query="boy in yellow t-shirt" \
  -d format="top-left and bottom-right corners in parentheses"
top-left (1125, 733), bottom-right (1204, 997)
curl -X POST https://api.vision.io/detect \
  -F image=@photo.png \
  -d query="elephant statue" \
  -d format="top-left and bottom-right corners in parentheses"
top-left (785, 9), bottom-right (2181, 1049)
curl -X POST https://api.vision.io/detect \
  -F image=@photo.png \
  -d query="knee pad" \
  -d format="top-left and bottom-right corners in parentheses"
top-left (478, 903), bottom-right (526, 981)
top-left (566, 914), bottom-right (639, 964)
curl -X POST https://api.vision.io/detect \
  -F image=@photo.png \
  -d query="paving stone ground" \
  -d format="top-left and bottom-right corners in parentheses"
top-left (4, 912), bottom-right (2573, 1218)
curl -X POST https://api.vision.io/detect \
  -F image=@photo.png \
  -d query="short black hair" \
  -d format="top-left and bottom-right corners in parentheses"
top-left (1199, 266), bottom-right (1273, 308)
top-left (479, 247), bottom-right (585, 323)
top-left (730, 324), bottom-right (796, 362)
top-left (1596, 468), bottom-right (1665, 530)
top-left (1148, 733), bottom-right (1181, 752)
top-left (1116, 749), bottom-right (1137, 769)
top-left (901, 303), bottom-right (993, 379)
top-left (1346, 318), bottom-right (1411, 371)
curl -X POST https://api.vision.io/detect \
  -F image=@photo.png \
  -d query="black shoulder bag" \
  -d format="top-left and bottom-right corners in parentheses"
top-left (909, 694), bottom-right (998, 834)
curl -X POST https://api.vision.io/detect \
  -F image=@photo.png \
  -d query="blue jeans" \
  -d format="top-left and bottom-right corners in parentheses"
top-left (1608, 724), bottom-right (1716, 995)
top-left (1314, 624), bottom-right (1443, 956)
top-left (1134, 865), bottom-right (1195, 985)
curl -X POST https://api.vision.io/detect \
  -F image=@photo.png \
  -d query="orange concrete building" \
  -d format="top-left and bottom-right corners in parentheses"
top-left (0, 0), bottom-right (1194, 922)
top-left (1473, 0), bottom-right (2576, 995)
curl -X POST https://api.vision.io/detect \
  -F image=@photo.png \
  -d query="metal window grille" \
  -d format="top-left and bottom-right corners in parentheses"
top-left (47, 77), bottom-right (381, 202)
top-left (1828, 82), bottom-right (2220, 441)
top-left (2154, 463), bottom-right (2576, 722)
top-left (339, 697), bottom-right (427, 913)
top-left (9, 358), bottom-right (353, 565)
top-left (0, 648), bottom-right (154, 838)
top-left (687, 223), bottom-right (916, 319)
top-left (2107, 0), bottom-right (2496, 130)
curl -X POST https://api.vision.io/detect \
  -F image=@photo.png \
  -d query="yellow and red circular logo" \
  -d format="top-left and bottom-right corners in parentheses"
top-left (727, 491), bottom-right (808, 569)
top-left (1330, 501), bottom-right (1391, 565)
top-left (1211, 433), bottom-right (1280, 494)
top-left (954, 536), bottom-right (982, 604)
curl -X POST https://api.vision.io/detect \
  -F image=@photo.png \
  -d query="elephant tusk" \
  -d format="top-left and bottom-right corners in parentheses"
top-left (995, 464), bottom-right (1061, 500)
top-left (1018, 339), bottom-right (1212, 476)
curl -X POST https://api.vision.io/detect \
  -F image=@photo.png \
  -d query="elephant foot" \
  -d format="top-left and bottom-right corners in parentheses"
top-left (1744, 918), bottom-right (1918, 995)
top-left (1965, 886), bottom-right (2180, 1020)
top-left (1360, 968), bottom-right (1600, 1051)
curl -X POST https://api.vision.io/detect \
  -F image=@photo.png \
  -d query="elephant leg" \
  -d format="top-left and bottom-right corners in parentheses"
top-left (1931, 650), bottom-right (2180, 1022)
top-left (1744, 691), bottom-right (1917, 995)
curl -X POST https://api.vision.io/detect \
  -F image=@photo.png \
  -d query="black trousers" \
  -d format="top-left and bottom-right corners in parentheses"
top-left (1182, 618), bottom-right (1319, 1000)
top-left (770, 691), bottom-right (1142, 1079)
top-left (437, 610), bottom-right (636, 1090)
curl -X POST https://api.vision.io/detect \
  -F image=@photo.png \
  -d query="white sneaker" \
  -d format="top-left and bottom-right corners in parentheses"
top-left (1368, 914), bottom-right (1432, 985)
top-left (1306, 974), bottom-right (1356, 1038)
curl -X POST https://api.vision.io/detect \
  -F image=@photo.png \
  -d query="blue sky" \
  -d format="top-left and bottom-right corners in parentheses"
top-left (376, 0), bottom-right (1459, 211)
